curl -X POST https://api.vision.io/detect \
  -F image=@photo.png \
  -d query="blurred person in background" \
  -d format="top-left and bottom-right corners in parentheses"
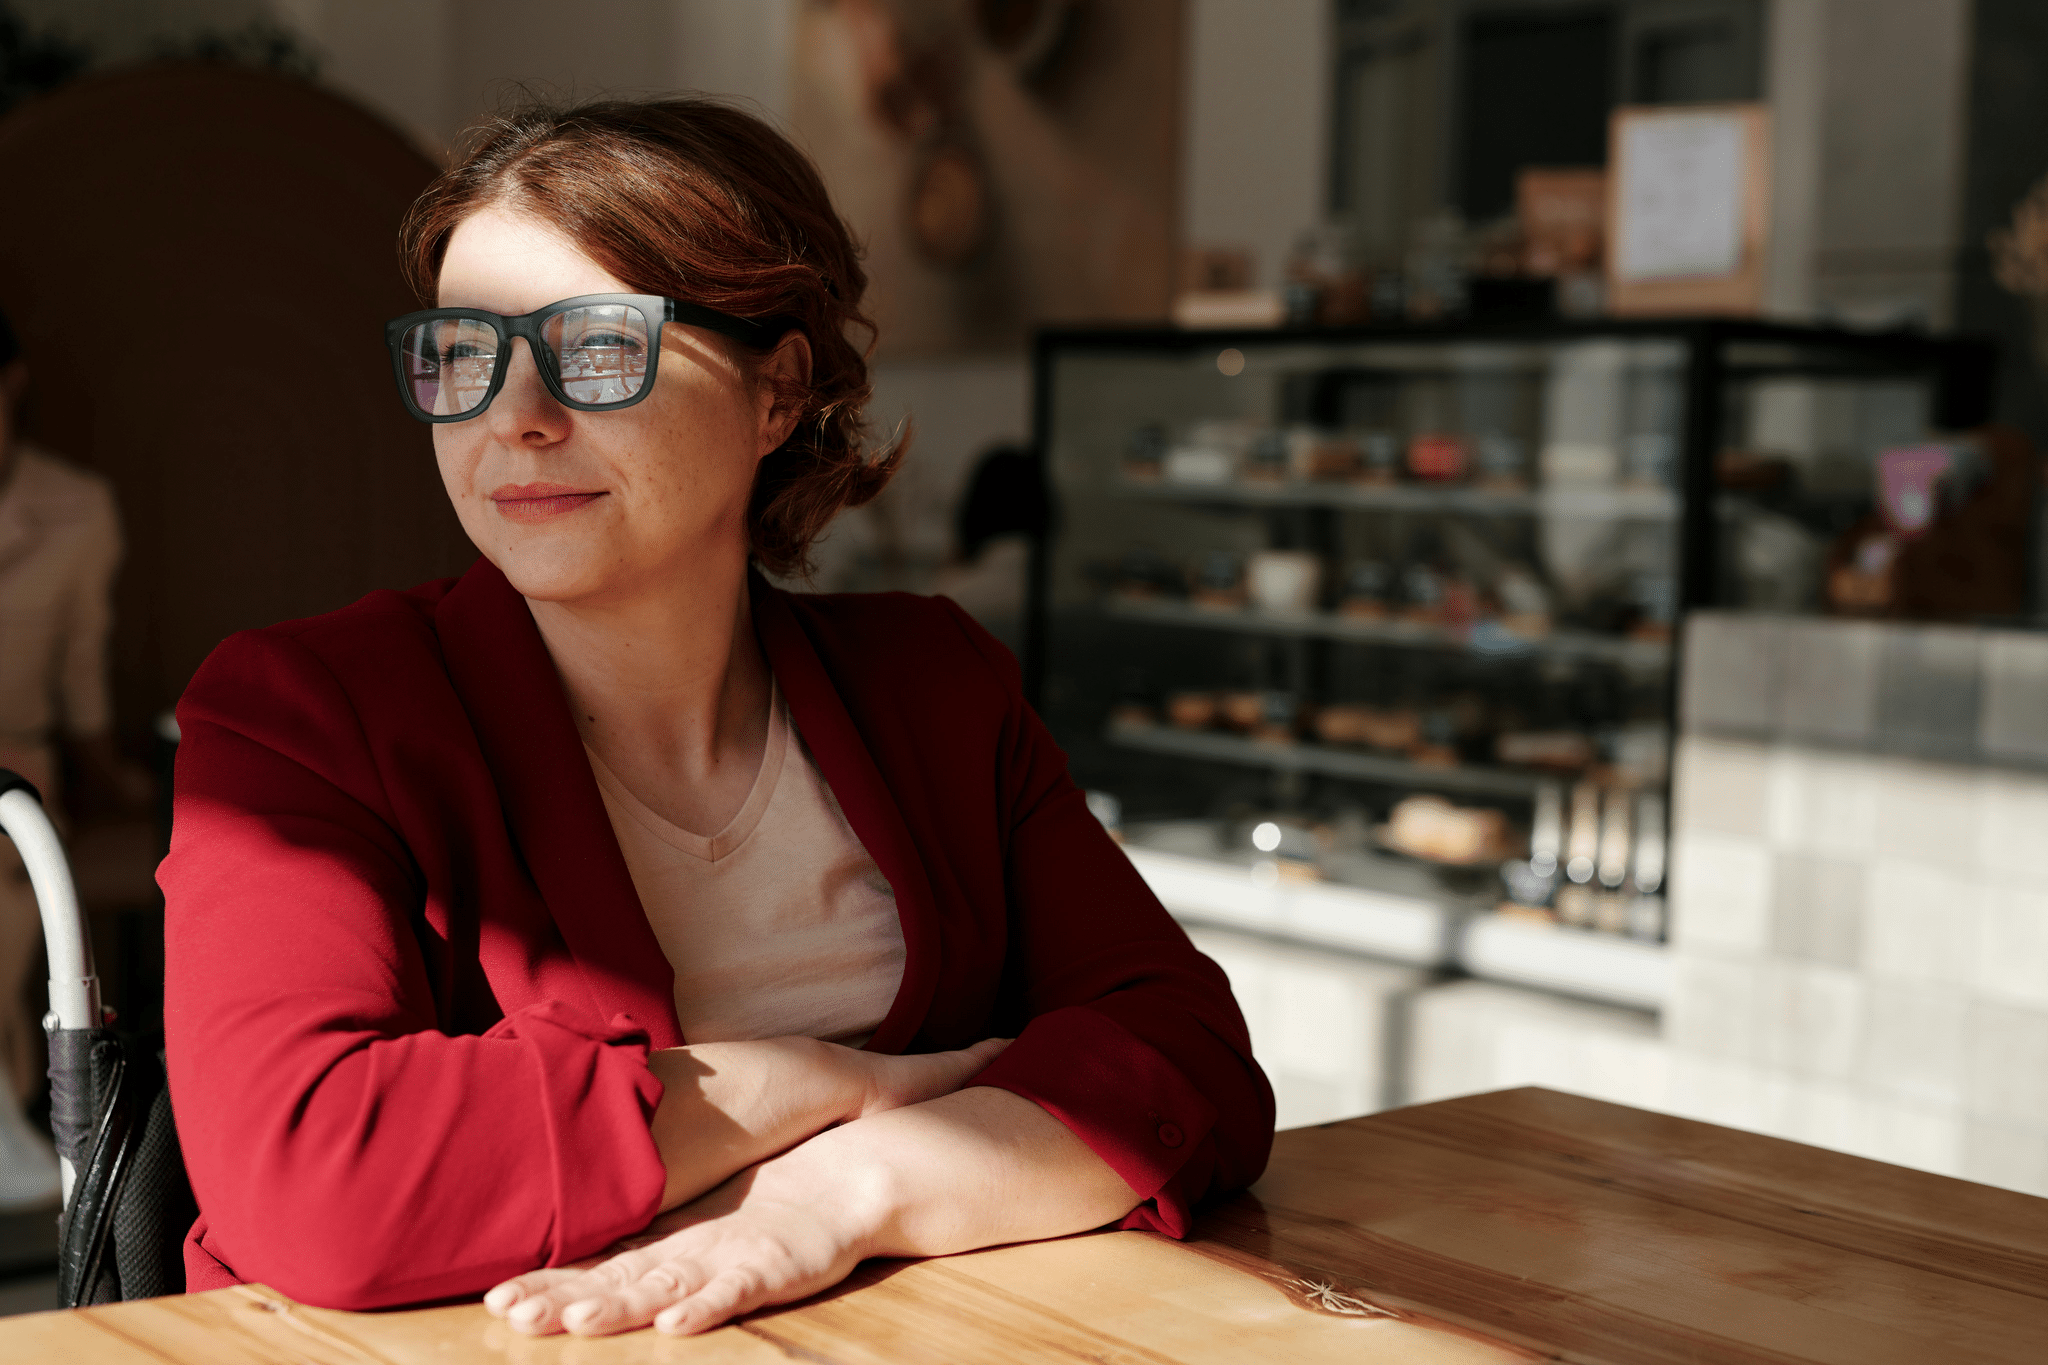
top-left (933, 442), bottom-right (1049, 655)
top-left (159, 98), bottom-right (1270, 1335)
top-left (0, 303), bottom-right (142, 1207)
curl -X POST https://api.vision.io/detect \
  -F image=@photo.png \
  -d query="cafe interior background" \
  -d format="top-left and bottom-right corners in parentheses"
top-left (4, 0), bottom-right (2048, 1308)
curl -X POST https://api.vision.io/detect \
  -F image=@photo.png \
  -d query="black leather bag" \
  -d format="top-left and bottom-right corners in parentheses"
top-left (50, 1026), bottom-right (195, 1305)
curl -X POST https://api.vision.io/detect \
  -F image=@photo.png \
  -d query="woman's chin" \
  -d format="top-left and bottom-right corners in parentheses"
top-left (487, 546), bottom-right (614, 605)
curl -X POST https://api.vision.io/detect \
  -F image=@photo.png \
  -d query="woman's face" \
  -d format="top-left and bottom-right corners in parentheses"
top-left (432, 205), bottom-right (803, 607)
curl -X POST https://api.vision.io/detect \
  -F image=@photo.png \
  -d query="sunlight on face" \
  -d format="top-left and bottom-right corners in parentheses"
top-left (432, 205), bottom-right (769, 607)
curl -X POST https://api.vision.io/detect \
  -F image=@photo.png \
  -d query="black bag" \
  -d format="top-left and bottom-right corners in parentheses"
top-left (49, 1026), bottom-right (195, 1305)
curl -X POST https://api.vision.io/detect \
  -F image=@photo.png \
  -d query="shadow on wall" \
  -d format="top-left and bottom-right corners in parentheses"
top-left (0, 62), bottom-right (473, 739)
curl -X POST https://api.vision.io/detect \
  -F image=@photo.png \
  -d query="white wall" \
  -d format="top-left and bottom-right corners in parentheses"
top-left (672, 0), bottom-right (794, 127)
top-left (1182, 0), bottom-right (1332, 289)
top-left (1764, 0), bottom-right (1973, 328)
top-left (269, 0), bottom-right (793, 159)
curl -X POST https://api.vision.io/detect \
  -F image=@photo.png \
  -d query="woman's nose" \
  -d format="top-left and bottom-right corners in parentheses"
top-left (483, 338), bottom-right (571, 445)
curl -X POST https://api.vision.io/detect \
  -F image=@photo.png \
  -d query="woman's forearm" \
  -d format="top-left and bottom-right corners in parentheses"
top-left (756, 1085), bottom-right (1142, 1257)
top-left (647, 1037), bottom-right (1013, 1212)
top-left (646, 1038), bottom-right (862, 1210)
top-left (484, 1080), bottom-right (1137, 1336)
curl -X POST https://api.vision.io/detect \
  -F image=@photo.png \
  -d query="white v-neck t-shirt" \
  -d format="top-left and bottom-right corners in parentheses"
top-left (586, 682), bottom-right (907, 1047)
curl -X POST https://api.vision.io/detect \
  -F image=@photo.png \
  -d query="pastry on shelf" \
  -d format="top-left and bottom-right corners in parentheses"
top-left (1354, 431), bottom-right (1401, 485)
top-left (1439, 575), bottom-right (1481, 631)
top-left (1247, 550), bottom-right (1322, 614)
top-left (1399, 563), bottom-right (1447, 624)
top-left (1473, 432), bottom-right (1530, 490)
top-left (1109, 699), bottom-right (1156, 729)
top-left (1249, 691), bottom-right (1300, 746)
top-left (1108, 547), bottom-right (1182, 601)
top-left (1122, 423), bottom-right (1167, 483)
top-left (1336, 559), bottom-right (1392, 619)
top-left (1554, 883), bottom-right (1595, 928)
top-left (1107, 669), bottom-right (1156, 730)
top-left (1312, 701), bottom-right (1371, 747)
top-left (1188, 549), bottom-right (1247, 610)
top-left (1164, 419), bottom-right (1252, 486)
top-left (1495, 730), bottom-right (1595, 771)
top-left (1288, 428), bottom-right (1361, 481)
top-left (1218, 689), bottom-right (1264, 732)
top-left (1380, 794), bottom-right (1515, 866)
top-left (1164, 690), bottom-right (1219, 730)
top-left (1407, 432), bottom-right (1470, 482)
top-left (1627, 571), bottom-right (1677, 642)
top-left (1242, 429), bottom-right (1290, 483)
top-left (1355, 706), bottom-right (1423, 752)
top-left (1494, 565), bottom-right (1553, 638)
top-left (1495, 901), bottom-right (1559, 926)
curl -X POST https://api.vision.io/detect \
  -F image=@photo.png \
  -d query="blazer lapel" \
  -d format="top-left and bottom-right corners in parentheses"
top-left (435, 559), bottom-right (684, 1047)
top-left (753, 580), bottom-right (940, 1055)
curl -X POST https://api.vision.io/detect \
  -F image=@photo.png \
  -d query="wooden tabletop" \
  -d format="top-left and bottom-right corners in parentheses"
top-left (9, 1087), bottom-right (2046, 1364)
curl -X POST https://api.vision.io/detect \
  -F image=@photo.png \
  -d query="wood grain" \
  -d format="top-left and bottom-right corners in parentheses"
top-left (5, 1088), bottom-right (2044, 1364)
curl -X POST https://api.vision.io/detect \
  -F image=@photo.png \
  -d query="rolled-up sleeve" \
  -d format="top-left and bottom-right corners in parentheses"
top-left (941, 601), bottom-right (1274, 1235)
top-left (160, 630), bottom-right (667, 1309)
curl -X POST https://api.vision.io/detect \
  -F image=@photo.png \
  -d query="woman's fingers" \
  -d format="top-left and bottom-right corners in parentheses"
top-left (859, 1036), bottom-right (1013, 1116)
top-left (482, 1268), bottom-right (578, 1315)
top-left (654, 1267), bottom-right (766, 1336)
top-left (559, 1261), bottom-right (708, 1336)
top-left (961, 1036), bottom-right (1012, 1065)
top-left (500, 1242), bottom-right (675, 1333)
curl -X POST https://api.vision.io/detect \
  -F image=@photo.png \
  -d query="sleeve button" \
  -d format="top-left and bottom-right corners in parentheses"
top-left (1157, 1121), bottom-right (1183, 1147)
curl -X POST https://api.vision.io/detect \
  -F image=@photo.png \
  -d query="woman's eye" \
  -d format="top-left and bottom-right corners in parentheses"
top-left (440, 342), bottom-right (495, 366)
top-left (563, 331), bottom-right (642, 353)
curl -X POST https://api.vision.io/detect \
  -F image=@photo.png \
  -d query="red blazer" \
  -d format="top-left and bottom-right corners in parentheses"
top-left (160, 559), bottom-right (1273, 1309)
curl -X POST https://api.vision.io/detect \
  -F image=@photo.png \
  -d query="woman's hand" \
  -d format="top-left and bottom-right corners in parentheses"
top-left (847, 1035), bottom-right (1010, 1118)
top-left (645, 1035), bottom-right (1009, 1211)
top-left (485, 1152), bottom-right (880, 1337)
top-left (485, 1081), bottom-right (1139, 1338)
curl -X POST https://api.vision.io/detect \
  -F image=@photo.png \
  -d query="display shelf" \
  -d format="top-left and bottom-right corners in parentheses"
top-left (1041, 322), bottom-right (1971, 1005)
top-left (1100, 595), bottom-right (1671, 668)
top-left (1124, 846), bottom-right (1455, 967)
top-left (1113, 477), bottom-right (1680, 521)
top-left (1457, 911), bottom-right (1670, 1011)
top-left (1125, 846), bottom-right (1670, 1010)
top-left (1107, 719), bottom-right (1545, 798)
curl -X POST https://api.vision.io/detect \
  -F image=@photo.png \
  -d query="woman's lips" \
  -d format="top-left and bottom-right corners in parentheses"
top-left (489, 483), bottom-right (606, 524)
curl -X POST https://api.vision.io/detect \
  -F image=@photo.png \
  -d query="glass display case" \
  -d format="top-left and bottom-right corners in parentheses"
top-left (1027, 320), bottom-right (1983, 961)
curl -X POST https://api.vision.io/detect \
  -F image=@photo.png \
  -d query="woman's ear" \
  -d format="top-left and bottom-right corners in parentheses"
top-left (755, 331), bottom-right (814, 459)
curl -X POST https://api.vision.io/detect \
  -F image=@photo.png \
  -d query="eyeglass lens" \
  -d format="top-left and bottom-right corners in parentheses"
top-left (399, 302), bottom-right (654, 416)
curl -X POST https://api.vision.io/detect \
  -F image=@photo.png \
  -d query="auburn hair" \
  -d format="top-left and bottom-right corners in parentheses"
top-left (400, 96), bottom-right (900, 578)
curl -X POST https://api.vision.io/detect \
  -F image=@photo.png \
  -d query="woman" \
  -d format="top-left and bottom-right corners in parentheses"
top-left (160, 97), bottom-right (1272, 1338)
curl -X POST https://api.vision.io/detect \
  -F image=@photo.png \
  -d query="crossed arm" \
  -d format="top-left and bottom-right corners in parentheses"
top-left (484, 1037), bottom-right (1141, 1337)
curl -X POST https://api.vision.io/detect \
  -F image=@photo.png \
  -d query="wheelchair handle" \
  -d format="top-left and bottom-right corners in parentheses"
top-left (0, 771), bottom-right (102, 1032)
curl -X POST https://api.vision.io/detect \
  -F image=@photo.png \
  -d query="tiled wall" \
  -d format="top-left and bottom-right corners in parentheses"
top-left (1170, 612), bottom-right (2048, 1200)
top-left (1407, 981), bottom-right (1668, 1114)
top-left (1666, 612), bottom-right (2048, 1196)
top-left (1182, 925), bottom-right (1426, 1132)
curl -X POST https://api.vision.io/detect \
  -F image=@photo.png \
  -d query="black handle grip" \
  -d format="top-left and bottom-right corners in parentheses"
top-left (0, 768), bottom-right (44, 804)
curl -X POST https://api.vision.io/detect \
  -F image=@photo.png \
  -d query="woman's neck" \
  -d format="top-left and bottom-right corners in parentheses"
top-left (527, 554), bottom-right (773, 837)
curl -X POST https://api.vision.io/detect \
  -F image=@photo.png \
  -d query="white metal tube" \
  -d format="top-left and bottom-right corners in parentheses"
top-left (0, 786), bottom-right (97, 1205)
top-left (0, 788), bottom-right (99, 1030)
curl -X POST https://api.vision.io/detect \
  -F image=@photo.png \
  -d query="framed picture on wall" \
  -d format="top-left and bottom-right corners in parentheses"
top-left (1605, 102), bottom-right (1771, 316)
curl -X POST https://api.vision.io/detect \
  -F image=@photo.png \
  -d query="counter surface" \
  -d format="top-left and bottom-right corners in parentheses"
top-left (10, 1086), bottom-right (2046, 1363)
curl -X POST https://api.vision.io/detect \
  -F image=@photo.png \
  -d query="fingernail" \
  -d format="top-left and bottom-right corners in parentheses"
top-left (562, 1299), bottom-right (606, 1333)
top-left (484, 1285), bottom-right (520, 1312)
top-left (509, 1300), bottom-right (546, 1332)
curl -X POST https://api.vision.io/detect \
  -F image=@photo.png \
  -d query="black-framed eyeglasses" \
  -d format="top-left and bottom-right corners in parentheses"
top-left (384, 293), bottom-right (793, 424)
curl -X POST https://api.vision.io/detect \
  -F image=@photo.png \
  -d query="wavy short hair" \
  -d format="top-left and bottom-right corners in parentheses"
top-left (400, 96), bottom-right (900, 578)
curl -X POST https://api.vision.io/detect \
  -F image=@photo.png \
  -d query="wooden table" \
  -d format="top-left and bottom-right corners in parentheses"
top-left (9, 1087), bottom-right (2047, 1364)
